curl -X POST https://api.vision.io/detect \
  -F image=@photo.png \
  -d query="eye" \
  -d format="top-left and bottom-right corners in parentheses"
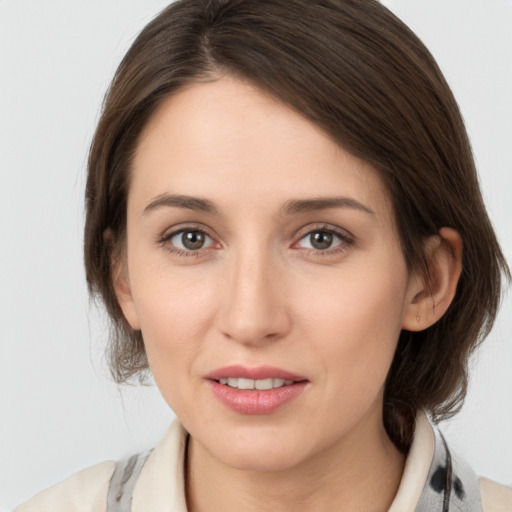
top-left (296, 228), bottom-right (348, 251)
top-left (168, 229), bottom-right (214, 252)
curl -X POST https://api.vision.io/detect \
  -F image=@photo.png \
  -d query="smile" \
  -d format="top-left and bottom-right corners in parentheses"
top-left (218, 378), bottom-right (294, 390)
top-left (205, 365), bottom-right (308, 415)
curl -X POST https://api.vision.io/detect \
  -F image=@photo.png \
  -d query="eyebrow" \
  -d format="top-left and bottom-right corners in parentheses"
top-left (282, 197), bottom-right (375, 216)
top-left (142, 193), bottom-right (375, 217)
top-left (143, 193), bottom-right (218, 215)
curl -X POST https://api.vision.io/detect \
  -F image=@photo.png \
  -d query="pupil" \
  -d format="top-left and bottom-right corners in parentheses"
top-left (311, 231), bottom-right (332, 250)
top-left (182, 231), bottom-right (204, 250)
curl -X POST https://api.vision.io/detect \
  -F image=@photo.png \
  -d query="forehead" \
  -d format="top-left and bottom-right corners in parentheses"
top-left (130, 76), bottom-right (392, 219)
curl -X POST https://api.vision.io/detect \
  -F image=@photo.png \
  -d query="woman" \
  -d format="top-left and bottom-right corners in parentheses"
top-left (16, 0), bottom-right (511, 511)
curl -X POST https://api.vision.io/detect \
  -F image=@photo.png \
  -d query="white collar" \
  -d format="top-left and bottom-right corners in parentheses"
top-left (126, 411), bottom-right (481, 512)
top-left (389, 410), bottom-right (435, 511)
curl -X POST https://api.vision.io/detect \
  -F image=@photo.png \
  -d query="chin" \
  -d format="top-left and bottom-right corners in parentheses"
top-left (218, 445), bottom-right (307, 472)
top-left (200, 427), bottom-right (313, 472)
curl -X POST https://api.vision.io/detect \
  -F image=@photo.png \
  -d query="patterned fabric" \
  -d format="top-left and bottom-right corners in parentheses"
top-left (106, 424), bottom-right (484, 511)
top-left (415, 428), bottom-right (482, 511)
top-left (107, 450), bottom-right (152, 512)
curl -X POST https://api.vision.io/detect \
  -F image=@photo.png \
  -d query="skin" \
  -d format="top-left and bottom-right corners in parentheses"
top-left (115, 76), bottom-right (462, 512)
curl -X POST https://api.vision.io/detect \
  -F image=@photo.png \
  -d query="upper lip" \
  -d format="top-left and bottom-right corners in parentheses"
top-left (205, 365), bottom-right (307, 382)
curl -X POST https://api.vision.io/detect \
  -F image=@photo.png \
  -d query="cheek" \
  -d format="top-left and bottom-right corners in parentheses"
top-left (294, 260), bottom-right (408, 385)
top-left (128, 263), bottom-right (219, 384)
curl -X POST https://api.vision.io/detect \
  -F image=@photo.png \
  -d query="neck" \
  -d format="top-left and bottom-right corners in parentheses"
top-left (185, 405), bottom-right (406, 512)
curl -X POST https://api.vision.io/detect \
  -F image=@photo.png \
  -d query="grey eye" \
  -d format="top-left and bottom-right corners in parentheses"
top-left (309, 231), bottom-right (333, 250)
top-left (171, 230), bottom-right (213, 251)
top-left (298, 230), bottom-right (343, 250)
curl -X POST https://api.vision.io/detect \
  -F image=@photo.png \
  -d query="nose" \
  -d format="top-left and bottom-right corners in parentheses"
top-left (215, 246), bottom-right (292, 346)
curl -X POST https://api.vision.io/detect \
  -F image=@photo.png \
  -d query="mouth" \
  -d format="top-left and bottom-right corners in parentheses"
top-left (205, 365), bottom-right (308, 415)
top-left (217, 377), bottom-right (295, 390)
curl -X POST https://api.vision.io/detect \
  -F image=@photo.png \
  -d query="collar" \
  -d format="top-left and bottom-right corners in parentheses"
top-left (390, 411), bottom-right (482, 511)
top-left (124, 412), bottom-right (482, 512)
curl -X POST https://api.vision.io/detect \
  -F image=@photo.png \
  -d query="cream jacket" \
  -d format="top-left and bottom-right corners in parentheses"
top-left (15, 412), bottom-right (512, 512)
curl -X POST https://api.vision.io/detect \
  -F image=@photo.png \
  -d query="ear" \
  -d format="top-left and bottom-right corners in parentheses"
top-left (402, 227), bottom-right (463, 331)
top-left (106, 230), bottom-right (141, 331)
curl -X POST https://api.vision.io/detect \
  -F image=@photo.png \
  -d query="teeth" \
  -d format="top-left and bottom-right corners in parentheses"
top-left (238, 378), bottom-right (255, 390)
top-left (255, 378), bottom-right (274, 390)
top-left (218, 378), bottom-right (294, 390)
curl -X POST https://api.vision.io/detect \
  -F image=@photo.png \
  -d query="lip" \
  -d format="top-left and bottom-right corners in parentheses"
top-left (205, 365), bottom-right (309, 415)
top-left (204, 364), bottom-right (307, 382)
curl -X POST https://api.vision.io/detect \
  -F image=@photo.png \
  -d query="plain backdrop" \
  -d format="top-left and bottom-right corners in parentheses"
top-left (1, 1), bottom-right (511, 510)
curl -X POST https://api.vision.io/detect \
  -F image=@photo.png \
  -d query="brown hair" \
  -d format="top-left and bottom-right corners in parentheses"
top-left (84, 0), bottom-right (509, 450)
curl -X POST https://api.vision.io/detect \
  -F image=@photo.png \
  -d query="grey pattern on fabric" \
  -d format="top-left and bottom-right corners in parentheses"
top-left (106, 424), bottom-right (484, 511)
top-left (107, 449), bottom-right (153, 512)
top-left (415, 427), bottom-right (482, 511)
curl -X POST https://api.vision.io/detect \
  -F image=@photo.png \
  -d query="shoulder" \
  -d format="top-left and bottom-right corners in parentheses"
top-left (479, 477), bottom-right (512, 512)
top-left (12, 420), bottom-right (186, 512)
top-left (14, 460), bottom-right (116, 512)
top-left (398, 412), bottom-right (512, 512)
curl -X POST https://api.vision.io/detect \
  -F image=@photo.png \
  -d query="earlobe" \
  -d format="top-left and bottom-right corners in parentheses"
top-left (107, 231), bottom-right (141, 331)
top-left (402, 228), bottom-right (463, 332)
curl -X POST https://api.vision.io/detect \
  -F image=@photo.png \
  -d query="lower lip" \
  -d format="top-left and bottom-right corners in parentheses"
top-left (207, 380), bottom-right (308, 415)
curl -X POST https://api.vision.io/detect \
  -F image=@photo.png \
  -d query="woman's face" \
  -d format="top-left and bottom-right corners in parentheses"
top-left (117, 76), bottom-right (422, 470)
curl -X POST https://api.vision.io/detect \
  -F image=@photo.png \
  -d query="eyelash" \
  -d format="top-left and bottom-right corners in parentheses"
top-left (293, 224), bottom-right (354, 257)
top-left (158, 224), bottom-right (354, 258)
top-left (158, 225), bottom-right (216, 257)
